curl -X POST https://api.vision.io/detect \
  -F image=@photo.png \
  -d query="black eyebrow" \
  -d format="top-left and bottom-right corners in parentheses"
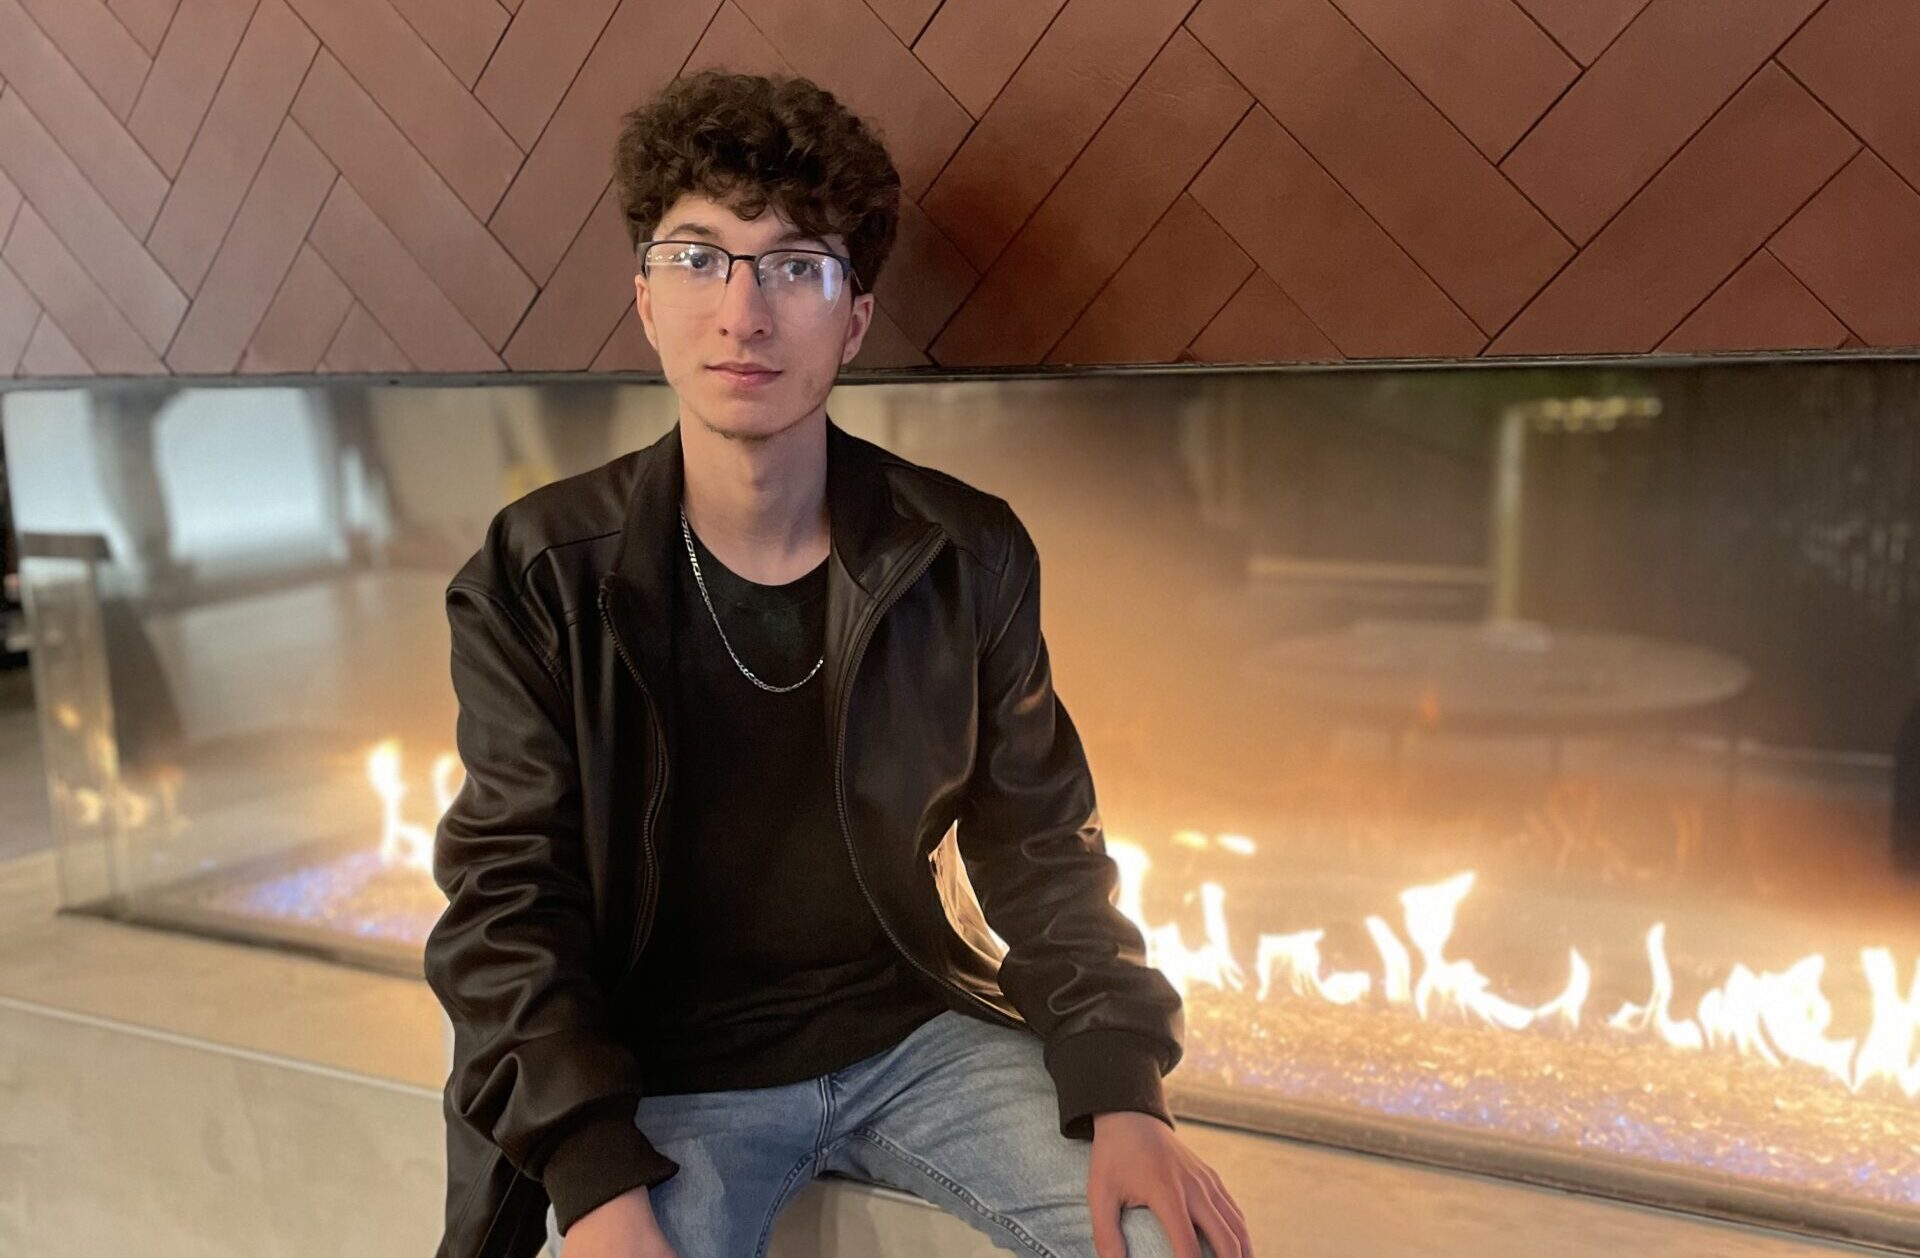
top-left (659, 221), bottom-right (828, 249)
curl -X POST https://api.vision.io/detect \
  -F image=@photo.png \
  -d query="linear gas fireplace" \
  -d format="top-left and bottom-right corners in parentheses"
top-left (5, 355), bottom-right (1918, 1252)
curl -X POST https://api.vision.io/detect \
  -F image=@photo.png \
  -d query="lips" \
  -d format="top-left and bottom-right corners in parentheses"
top-left (709, 363), bottom-right (781, 389)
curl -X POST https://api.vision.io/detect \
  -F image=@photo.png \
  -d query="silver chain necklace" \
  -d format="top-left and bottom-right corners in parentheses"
top-left (679, 506), bottom-right (825, 693)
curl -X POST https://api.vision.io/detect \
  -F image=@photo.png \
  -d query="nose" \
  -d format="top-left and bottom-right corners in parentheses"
top-left (715, 254), bottom-right (773, 339)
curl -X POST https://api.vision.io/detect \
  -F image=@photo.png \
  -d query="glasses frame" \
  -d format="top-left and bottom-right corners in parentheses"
top-left (636, 239), bottom-right (863, 308)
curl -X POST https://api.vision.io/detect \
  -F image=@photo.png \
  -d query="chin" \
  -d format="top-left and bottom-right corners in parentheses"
top-left (695, 395), bottom-right (816, 442)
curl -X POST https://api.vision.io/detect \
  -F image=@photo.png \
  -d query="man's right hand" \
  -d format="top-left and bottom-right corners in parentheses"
top-left (561, 1185), bottom-right (680, 1258)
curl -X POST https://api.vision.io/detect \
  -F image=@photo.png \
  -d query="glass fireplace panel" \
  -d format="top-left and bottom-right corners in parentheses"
top-left (4, 356), bottom-right (1918, 1251)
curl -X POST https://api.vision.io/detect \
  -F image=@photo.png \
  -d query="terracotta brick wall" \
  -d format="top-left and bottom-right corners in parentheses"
top-left (0, 0), bottom-right (1914, 379)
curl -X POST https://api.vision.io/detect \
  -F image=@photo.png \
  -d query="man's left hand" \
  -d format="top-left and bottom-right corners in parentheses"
top-left (1087, 1111), bottom-right (1252, 1258)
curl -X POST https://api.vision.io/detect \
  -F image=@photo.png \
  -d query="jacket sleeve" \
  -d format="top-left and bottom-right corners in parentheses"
top-left (423, 578), bottom-right (679, 1236)
top-left (954, 501), bottom-right (1187, 1141)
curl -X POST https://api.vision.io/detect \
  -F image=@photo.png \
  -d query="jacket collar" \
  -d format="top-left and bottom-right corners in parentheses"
top-left (597, 413), bottom-right (942, 726)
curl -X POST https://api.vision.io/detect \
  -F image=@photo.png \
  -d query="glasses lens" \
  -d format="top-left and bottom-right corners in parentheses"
top-left (758, 251), bottom-right (847, 313)
top-left (643, 242), bottom-right (729, 309)
top-left (641, 243), bottom-right (849, 316)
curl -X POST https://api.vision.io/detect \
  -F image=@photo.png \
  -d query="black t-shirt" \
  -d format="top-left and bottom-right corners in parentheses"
top-left (628, 517), bottom-right (948, 1095)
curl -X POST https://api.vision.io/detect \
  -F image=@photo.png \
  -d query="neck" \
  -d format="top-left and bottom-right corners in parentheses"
top-left (678, 406), bottom-right (831, 585)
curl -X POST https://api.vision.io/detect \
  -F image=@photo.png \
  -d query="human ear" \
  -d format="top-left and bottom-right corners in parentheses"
top-left (633, 271), bottom-right (658, 352)
top-left (840, 291), bottom-right (875, 365)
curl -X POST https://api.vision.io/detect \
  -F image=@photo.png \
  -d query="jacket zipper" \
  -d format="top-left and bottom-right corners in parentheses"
top-left (834, 530), bottom-right (1023, 1030)
top-left (598, 583), bottom-right (667, 981)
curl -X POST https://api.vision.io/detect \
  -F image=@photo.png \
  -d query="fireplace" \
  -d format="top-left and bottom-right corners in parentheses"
top-left (5, 356), bottom-right (1917, 1251)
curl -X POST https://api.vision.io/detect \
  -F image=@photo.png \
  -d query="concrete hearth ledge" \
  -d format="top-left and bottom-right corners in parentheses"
top-left (0, 848), bottom-right (1888, 1258)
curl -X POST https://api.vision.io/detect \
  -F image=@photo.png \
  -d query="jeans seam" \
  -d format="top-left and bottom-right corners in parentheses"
top-left (752, 1150), bottom-right (821, 1258)
top-left (850, 1127), bottom-right (1060, 1258)
top-left (814, 1076), bottom-right (835, 1157)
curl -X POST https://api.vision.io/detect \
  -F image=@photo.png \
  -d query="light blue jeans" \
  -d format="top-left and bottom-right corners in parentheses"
top-left (544, 1007), bottom-right (1215, 1258)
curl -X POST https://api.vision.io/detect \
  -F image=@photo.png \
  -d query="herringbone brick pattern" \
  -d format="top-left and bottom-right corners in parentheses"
top-left (0, 0), bottom-right (1913, 378)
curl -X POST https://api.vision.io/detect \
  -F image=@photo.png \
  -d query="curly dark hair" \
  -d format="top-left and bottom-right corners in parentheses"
top-left (611, 70), bottom-right (901, 296)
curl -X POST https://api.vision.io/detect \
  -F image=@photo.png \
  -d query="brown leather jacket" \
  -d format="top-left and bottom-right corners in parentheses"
top-left (424, 417), bottom-right (1185, 1256)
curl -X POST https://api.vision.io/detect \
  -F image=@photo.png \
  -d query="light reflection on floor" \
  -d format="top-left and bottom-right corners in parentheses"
top-left (188, 845), bottom-right (442, 945)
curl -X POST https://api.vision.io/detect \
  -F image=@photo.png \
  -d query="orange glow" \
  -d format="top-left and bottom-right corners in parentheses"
top-left (366, 738), bottom-right (462, 875)
top-left (1106, 833), bottom-right (1920, 1101)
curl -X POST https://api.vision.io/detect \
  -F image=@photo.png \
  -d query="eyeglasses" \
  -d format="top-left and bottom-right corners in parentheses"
top-left (637, 239), bottom-right (859, 319)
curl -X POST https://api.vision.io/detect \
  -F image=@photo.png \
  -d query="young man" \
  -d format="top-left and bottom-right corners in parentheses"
top-left (425, 70), bottom-right (1251, 1258)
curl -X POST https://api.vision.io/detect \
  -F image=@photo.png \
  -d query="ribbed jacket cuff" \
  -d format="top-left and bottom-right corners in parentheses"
top-left (1044, 1028), bottom-right (1175, 1141)
top-left (541, 1112), bottom-right (681, 1235)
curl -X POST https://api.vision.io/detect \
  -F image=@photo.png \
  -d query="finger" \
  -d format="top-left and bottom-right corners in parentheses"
top-left (1190, 1167), bottom-right (1251, 1236)
top-left (1203, 1173), bottom-right (1249, 1234)
top-left (1090, 1189), bottom-right (1128, 1258)
top-left (1190, 1195), bottom-right (1245, 1258)
top-left (1151, 1194), bottom-right (1206, 1258)
top-left (1214, 1186), bottom-right (1253, 1256)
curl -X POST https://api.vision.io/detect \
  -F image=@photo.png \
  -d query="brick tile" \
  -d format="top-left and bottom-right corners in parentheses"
top-left (736, 0), bottom-right (973, 199)
top-left (0, 90), bottom-right (187, 353)
top-left (0, 256), bottom-right (38, 375)
top-left (684, 1), bottom-right (795, 79)
top-left (932, 28), bottom-right (1249, 364)
top-left (283, 0), bottom-right (523, 220)
top-left (1780, 0), bottom-right (1920, 196)
top-left (864, 0), bottom-right (938, 48)
top-left (922, 0), bottom-right (1192, 271)
top-left (0, 0), bottom-right (172, 233)
top-left (1329, 0), bottom-right (1576, 160)
top-left (588, 306), bottom-right (660, 372)
top-left (1190, 0), bottom-right (1570, 332)
top-left (307, 178), bottom-right (503, 371)
top-left (149, 0), bottom-right (318, 294)
top-left (291, 51), bottom-right (534, 349)
top-left (870, 200), bottom-right (976, 351)
top-left (0, 164), bottom-right (19, 240)
top-left (847, 301), bottom-right (930, 369)
top-left (1501, 0), bottom-right (1825, 245)
top-left (1510, 0), bottom-right (1647, 64)
top-left (486, 0), bottom-right (715, 284)
top-left (1189, 270), bottom-right (1343, 363)
top-left (390, 0), bottom-right (509, 87)
top-left (1047, 195), bottom-right (1253, 365)
top-left (1656, 248), bottom-right (1848, 353)
top-left (1770, 151), bottom-right (1920, 349)
top-left (1190, 108), bottom-right (1485, 358)
top-left (503, 180), bottom-right (630, 370)
top-left (127, 0), bottom-right (258, 179)
top-left (1, 204), bottom-right (164, 373)
top-left (319, 301), bottom-right (412, 373)
top-left (166, 120), bottom-right (335, 373)
top-left (17, 0), bottom-right (151, 121)
top-left (18, 310), bottom-right (93, 375)
top-left (239, 243), bottom-right (353, 374)
top-left (108, 0), bottom-right (180, 55)
top-left (1491, 64), bottom-right (1856, 354)
top-left (476, 0), bottom-right (619, 150)
top-left (914, 0), bottom-right (1069, 118)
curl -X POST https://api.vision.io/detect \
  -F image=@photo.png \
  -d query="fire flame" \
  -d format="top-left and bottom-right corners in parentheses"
top-left (1106, 833), bottom-right (1920, 1101)
top-left (366, 738), bottom-right (463, 874)
top-left (357, 741), bottom-right (1920, 1103)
